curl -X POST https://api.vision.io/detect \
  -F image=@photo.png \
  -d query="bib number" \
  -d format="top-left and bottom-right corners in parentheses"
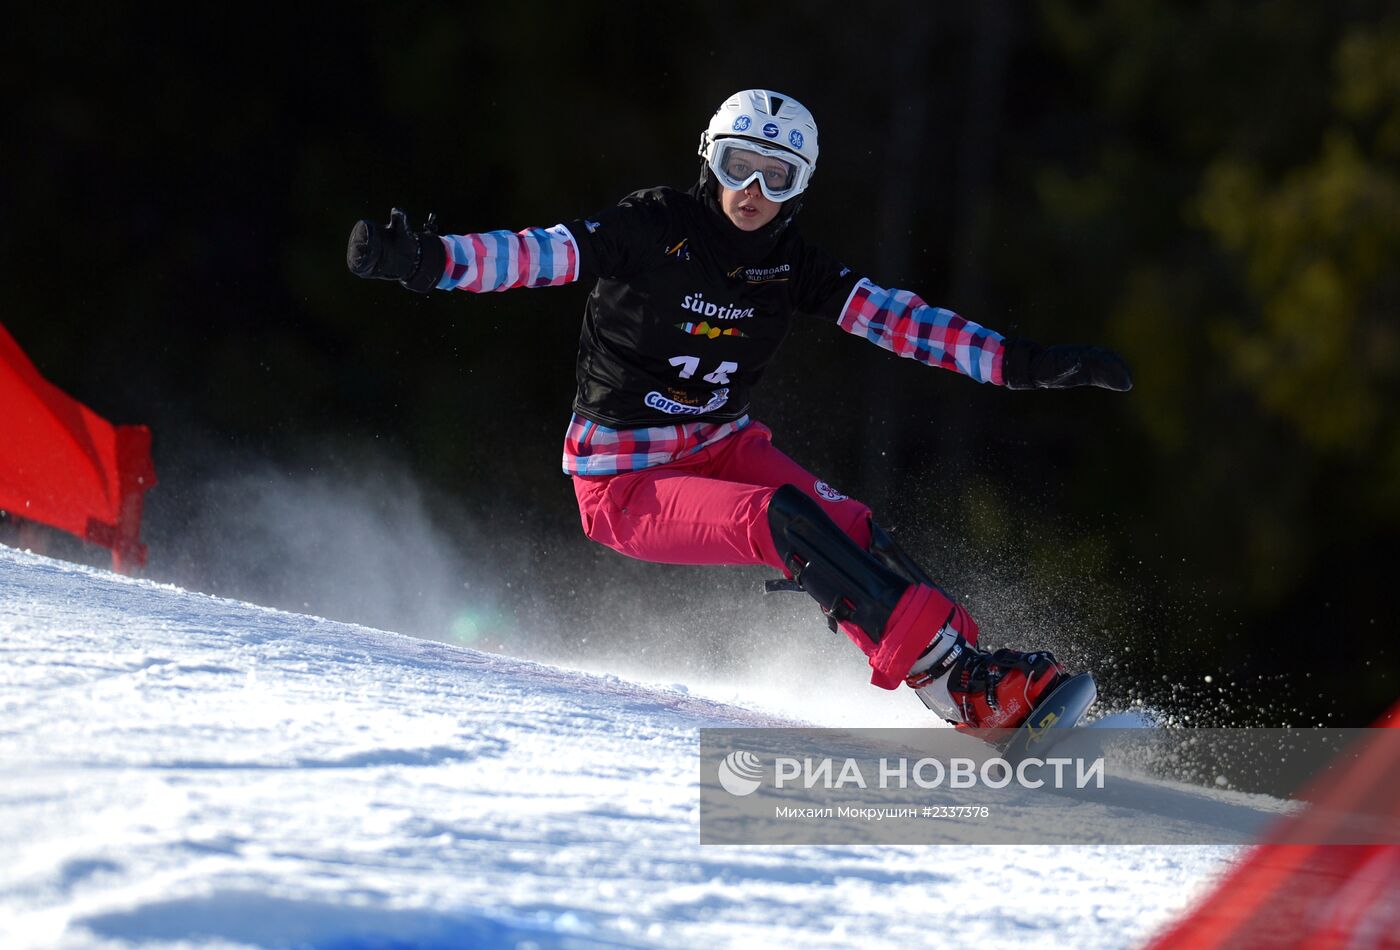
top-left (669, 356), bottom-right (738, 385)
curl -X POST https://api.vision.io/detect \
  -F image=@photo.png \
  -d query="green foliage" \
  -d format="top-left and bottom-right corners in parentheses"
top-left (1199, 132), bottom-right (1400, 458)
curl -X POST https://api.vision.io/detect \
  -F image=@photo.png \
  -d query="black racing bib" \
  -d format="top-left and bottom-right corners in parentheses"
top-left (568, 187), bottom-right (853, 428)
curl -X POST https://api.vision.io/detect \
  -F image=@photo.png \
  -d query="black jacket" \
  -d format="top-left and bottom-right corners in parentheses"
top-left (564, 185), bottom-right (860, 428)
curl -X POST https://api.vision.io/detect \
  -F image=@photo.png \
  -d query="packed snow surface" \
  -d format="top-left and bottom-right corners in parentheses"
top-left (0, 547), bottom-right (1247, 948)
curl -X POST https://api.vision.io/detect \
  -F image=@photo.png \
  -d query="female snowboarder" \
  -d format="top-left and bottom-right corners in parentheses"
top-left (347, 89), bottom-right (1133, 730)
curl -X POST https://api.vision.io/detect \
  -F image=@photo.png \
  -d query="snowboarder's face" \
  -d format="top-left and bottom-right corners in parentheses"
top-left (719, 180), bottom-right (781, 232)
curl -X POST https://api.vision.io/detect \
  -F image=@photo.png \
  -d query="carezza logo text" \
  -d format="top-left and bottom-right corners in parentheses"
top-left (644, 388), bottom-right (730, 416)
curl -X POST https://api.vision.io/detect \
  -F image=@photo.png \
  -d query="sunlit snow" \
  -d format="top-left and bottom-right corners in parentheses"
top-left (1, 547), bottom-right (1242, 949)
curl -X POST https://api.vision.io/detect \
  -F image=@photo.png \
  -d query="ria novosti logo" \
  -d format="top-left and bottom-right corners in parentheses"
top-left (717, 750), bottom-right (764, 796)
top-left (713, 751), bottom-right (1106, 795)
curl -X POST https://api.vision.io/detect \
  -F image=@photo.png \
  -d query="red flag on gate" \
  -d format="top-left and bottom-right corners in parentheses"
top-left (1143, 700), bottom-right (1400, 950)
top-left (0, 322), bottom-right (156, 572)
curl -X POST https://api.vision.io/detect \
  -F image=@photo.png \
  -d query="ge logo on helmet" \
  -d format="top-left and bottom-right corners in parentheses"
top-left (731, 115), bottom-right (752, 132)
top-left (717, 750), bottom-right (764, 796)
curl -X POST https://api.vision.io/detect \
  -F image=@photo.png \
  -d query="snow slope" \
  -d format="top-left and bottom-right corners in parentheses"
top-left (1, 546), bottom-right (1243, 949)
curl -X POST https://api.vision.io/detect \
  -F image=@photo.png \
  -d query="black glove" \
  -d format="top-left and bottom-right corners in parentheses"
top-left (1001, 338), bottom-right (1133, 391)
top-left (346, 208), bottom-right (446, 295)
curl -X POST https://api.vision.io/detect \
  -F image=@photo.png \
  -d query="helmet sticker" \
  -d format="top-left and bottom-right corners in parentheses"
top-left (789, 130), bottom-right (804, 150)
top-left (762, 122), bottom-right (780, 138)
top-left (731, 115), bottom-right (752, 132)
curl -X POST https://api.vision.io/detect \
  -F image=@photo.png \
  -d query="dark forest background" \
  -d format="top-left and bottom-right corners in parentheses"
top-left (5, 2), bottom-right (1396, 726)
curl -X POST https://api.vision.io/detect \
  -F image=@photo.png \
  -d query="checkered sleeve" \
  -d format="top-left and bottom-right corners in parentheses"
top-left (436, 224), bottom-right (581, 293)
top-left (836, 278), bottom-right (1007, 384)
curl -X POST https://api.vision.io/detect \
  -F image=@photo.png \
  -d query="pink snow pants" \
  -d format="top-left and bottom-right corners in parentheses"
top-left (571, 422), bottom-right (974, 689)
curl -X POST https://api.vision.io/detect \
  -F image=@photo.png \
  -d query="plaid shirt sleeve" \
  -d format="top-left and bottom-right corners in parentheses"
top-left (435, 224), bottom-right (581, 293)
top-left (562, 414), bottom-right (751, 476)
top-left (836, 278), bottom-right (1006, 385)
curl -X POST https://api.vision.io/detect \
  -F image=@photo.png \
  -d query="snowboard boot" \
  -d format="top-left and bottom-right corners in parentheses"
top-left (905, 625), bottom-right (1067, 730)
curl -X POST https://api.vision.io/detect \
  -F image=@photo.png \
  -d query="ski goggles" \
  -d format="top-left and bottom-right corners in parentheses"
top-left (703, 137), bottom-right (812, 202)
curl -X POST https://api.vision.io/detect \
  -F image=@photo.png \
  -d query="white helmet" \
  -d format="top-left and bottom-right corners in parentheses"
top-left (698, 89), bottom-right (819, 201)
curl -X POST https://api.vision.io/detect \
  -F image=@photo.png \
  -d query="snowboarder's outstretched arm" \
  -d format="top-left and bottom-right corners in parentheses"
top-left (810, 271), bottom-right (1132, 391)
top-left (832, 277), bottom-right (1007, 383)
top-left (347, 207), bottom-right (584, 295)
top-left (346, 193), bottom-right (670, 297)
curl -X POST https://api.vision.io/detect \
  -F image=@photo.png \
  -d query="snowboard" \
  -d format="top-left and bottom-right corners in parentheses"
top-left (997, 672), bottom-right (1098, 764)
